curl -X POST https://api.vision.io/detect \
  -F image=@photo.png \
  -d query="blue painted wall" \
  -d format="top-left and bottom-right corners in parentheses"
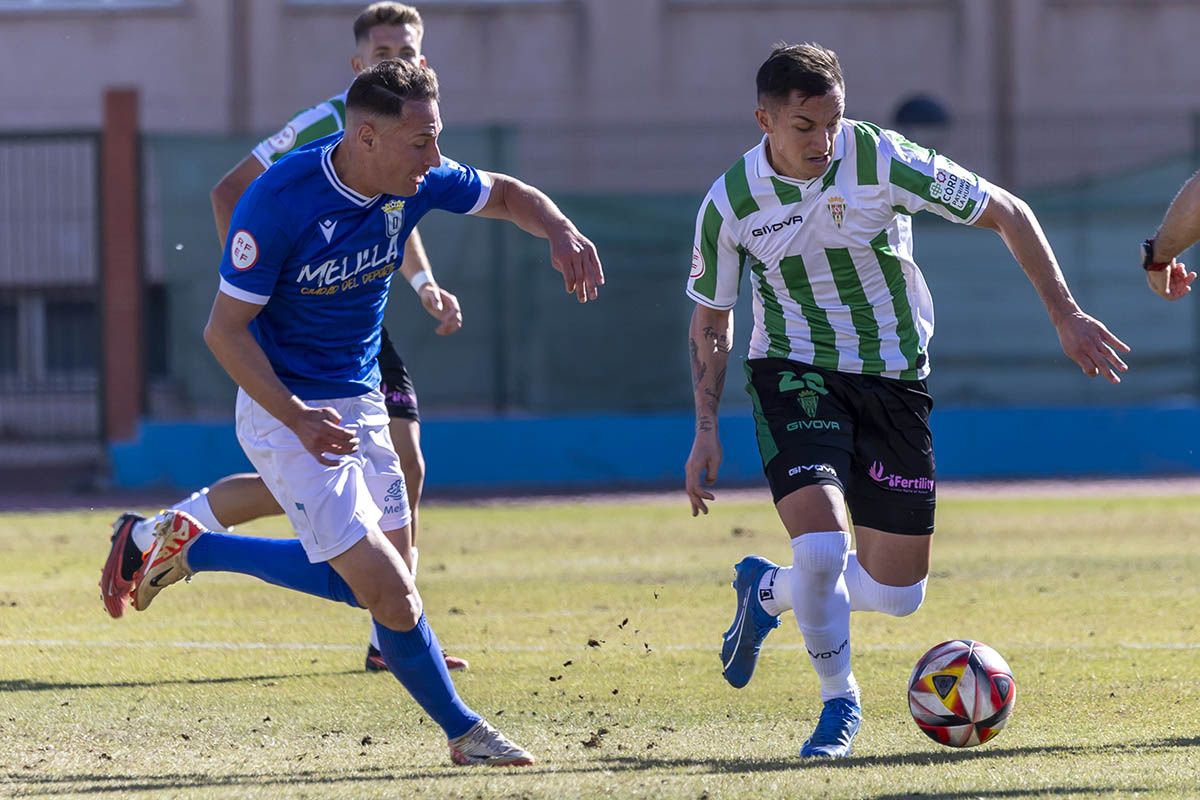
top-left (110, 406), bottom-right (1200, 491)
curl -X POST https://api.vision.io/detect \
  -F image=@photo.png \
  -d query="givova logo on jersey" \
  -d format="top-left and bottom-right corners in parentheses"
top-left (383, 199), bottom-right (405, 237)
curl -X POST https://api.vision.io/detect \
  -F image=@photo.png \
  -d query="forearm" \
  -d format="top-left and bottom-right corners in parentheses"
top-left (490, 175), bottom-right (575, 240)
top-left (1154, 170), bottom-right (1200, 261)
top-left (398, 226), bottom-right (433, 283)
top-left (212, 188), bottom-right (237, 247)
top-left (986, 192), bottom-right (1079, 324)
top-left (689, 306), bottom-right (733, 434)
top-left (203, 316), bottom-right (304, 427)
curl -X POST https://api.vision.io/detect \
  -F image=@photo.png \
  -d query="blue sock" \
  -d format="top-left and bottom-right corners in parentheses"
top-left (374, 615), bottom-right (480, 739)
top-left (186, 532), bottom-right (361, 607)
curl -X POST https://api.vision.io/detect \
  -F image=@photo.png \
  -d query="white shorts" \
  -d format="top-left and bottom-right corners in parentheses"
top-left (235, 388), bottom-right (411, 563)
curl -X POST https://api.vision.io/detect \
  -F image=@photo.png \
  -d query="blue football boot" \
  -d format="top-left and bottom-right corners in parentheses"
top-left (800, 697), bottom-right (862, 758)
top-left (720, 555), bottom-right (782, 688)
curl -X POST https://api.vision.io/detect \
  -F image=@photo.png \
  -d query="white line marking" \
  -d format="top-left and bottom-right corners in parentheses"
top-left (1, 639), bottom-right (1196, 653)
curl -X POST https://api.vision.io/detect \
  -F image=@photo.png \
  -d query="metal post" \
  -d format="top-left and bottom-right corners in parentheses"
top-left (100, 88), bottom-right (143, 442)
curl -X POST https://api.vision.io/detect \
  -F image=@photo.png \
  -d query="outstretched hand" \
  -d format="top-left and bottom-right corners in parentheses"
top-left (1146, 261), bottom-right (1197, 301)
top-left (1055, 311), bottom-right (1131, 384)
top-left (418, 284), bottom-right (463, 335)
top-left (290, 405), bottom-right (359, 466)
top-left (548, 227), bottom-right (604, 303)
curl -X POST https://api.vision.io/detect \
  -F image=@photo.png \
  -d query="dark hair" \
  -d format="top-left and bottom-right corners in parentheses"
top-left (353, 2), bottom-right (423, 44)
top-left (346, 59), bottom-right (439, 117)
top-left (756, 43), bottom-right (844, 106)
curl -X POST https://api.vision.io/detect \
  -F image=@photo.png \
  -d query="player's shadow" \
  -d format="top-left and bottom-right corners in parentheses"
top-left (596, 734), bottom-right (1200, 775)
top-left (0, 670), bottom-right (360, 693)
top-left (0, 767), bottom-right (445, 797)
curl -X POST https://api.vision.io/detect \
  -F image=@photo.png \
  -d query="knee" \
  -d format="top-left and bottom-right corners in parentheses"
top-left (875, 577), bottom-right (926, 617)
top-left (791, 531), bottom-right (851, 576)
top-left (370, 586), bottom-right (423, 632)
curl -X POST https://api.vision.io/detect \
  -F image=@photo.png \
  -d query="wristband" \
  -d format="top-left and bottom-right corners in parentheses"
top-left (409, 271), bottom-right (436, 292)
top-left (1142, 238), bottom-right (1170, 272)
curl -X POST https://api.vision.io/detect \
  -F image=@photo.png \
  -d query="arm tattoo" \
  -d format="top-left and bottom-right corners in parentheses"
top-left (690, 336), bottom-right (707, 388)
top-left (702, 325), bottom-right (732, 354)
top-left (692, 318), bottom-right (731, 433)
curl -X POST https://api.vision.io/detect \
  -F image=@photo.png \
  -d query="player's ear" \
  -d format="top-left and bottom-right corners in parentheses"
top-left (351, 55), bottom-right (366, 73)
top-left (755, 105), bottom-right (773, 135)
top-left (419, 54), bottom-right (427, 67)
top-left (356, 121), bottom-right (377, 150)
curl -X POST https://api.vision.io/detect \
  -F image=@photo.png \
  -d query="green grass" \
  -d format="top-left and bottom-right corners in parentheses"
top-left (1, 494), bottom-right (1198, 798)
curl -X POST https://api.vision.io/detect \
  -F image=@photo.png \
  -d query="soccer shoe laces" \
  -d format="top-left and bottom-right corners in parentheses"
top-left (448, 720), bottom-right (533, 765)
top-left (808, 697), bottom-right (861, 748)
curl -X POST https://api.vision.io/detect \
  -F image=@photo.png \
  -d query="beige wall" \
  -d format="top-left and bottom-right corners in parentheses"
top-left (2, 0), bottom-right (1200, 189)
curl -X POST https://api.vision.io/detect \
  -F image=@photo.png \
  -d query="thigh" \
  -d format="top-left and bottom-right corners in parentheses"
top-left (855, 525), bottom-right (931, 585)
top-left (776, 483), bottom-right (851, 538)
top-left (378, 327), bottom-right (420, 423)
top-left (236, 390), bottom-right (377, 563)
top-left (346, 391), bottom-right (412, 533)
top-left (846, 377), bottom-right (936, 537)
top-left (388, 417), bottom-right (422, 470)
top-left (328, 526), bottom-right (414, 611)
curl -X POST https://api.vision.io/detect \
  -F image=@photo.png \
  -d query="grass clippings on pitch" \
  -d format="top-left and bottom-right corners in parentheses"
top-left (0, 494), bottom-right (1198, 799)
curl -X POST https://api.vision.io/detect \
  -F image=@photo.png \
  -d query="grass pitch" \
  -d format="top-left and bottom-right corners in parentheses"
top-left (1, 491), bottom-right (1198, 799)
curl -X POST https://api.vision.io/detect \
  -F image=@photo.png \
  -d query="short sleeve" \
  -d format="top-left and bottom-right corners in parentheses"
top-left (422, 156), bottom-right (492, 215)
top-left (218, 184), bottom-right (293, 305)
top-left (686, 190), bottom-right (742, 310)
top-left (883, 129), bottom-right (991, 225)
top-left (251, 101), bottom-right (344, 168)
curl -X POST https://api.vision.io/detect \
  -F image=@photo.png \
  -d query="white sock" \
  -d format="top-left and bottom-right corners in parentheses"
top-left (760, 550), bottom-right (926, 615)
top-left (130, 517), bottom-right (158, 552)
top-left (172, 488), bottom-right (227, 533)
top-left (846, 555), bottom-right (926, 617)
top-left (410, 546), bottom-right (419, 579)
top-left (757, 566), bottom-right (789, 616)
top-left (790, 531), bottom-right (857, 703)
top-left (130, 488), bottom-right (226, 553)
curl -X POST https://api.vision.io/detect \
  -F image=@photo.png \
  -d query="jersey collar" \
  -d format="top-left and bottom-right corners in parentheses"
top-left (753, 124), bottom-right (847, 186)
top-left (321, 139), bottom-right (381, 207)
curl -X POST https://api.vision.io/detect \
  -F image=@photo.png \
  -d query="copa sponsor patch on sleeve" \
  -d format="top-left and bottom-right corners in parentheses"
top-left (230, 230), bottom-right (259, 270)
top-left (929, 158), bottom-right (974, 211)
top-left (690, 245), bottom-right (705, 279)
top-left (268, 124), bottom-right (297, 153)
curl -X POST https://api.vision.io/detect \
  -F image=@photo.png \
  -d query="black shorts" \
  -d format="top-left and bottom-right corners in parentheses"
top-left (378, 326), bottom-right (419, 422)
top-left (744, 357), bottom-right (935, 535)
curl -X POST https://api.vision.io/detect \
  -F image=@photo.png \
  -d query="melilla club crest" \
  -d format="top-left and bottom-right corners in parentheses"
top-left (827, 195), bottom-right (846, 229)
top-left (382, 199), bottom-right (405, 237)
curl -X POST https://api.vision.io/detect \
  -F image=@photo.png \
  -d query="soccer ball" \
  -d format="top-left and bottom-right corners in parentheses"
top-left (908, 639), bottom-right (1016, 748)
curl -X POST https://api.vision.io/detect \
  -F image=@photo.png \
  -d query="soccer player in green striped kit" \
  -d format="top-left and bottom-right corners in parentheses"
top-left (684, 43), bottom-right (1131, 758)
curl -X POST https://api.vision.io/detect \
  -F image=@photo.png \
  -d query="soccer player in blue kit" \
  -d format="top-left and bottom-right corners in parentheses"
top-left (125, 59), bottom-right (603, 766)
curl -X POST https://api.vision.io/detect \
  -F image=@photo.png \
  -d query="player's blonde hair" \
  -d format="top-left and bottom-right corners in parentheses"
top-left (353, 2), bottom-right (424, 43)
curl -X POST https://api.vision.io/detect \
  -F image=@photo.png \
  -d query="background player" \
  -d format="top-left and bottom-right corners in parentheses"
top-left (684, 43), bottom-right (1129, 759)
top-left (1138, 170), bottom-right (1200, 300)
top-left (127, 59), bottom-right (601, 766)
top-left (100, 2), bottom-right (465, 673)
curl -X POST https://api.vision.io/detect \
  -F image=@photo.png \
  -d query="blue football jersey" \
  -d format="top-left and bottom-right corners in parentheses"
top-left (218, 133), bottom-right (492, 400)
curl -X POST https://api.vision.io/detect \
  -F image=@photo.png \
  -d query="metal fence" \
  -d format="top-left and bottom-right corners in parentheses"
top-left (4, 117), bottom-right (1200, 460)
top-left (0, 132), bottom-right (103, 451)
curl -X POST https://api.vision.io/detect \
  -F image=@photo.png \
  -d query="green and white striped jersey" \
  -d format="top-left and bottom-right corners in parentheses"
top-left (687, 119), bottom-right (992, 380)
top-left (252, 92), bottom-right (348, 168)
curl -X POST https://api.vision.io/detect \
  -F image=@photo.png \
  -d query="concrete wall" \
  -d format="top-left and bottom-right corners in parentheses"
top-left (3, 0), bottom-right (1200, 189)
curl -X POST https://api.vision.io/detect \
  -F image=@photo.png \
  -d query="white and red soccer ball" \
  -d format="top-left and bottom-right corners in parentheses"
top-left (908, 639), bottom-right (1016, 748)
